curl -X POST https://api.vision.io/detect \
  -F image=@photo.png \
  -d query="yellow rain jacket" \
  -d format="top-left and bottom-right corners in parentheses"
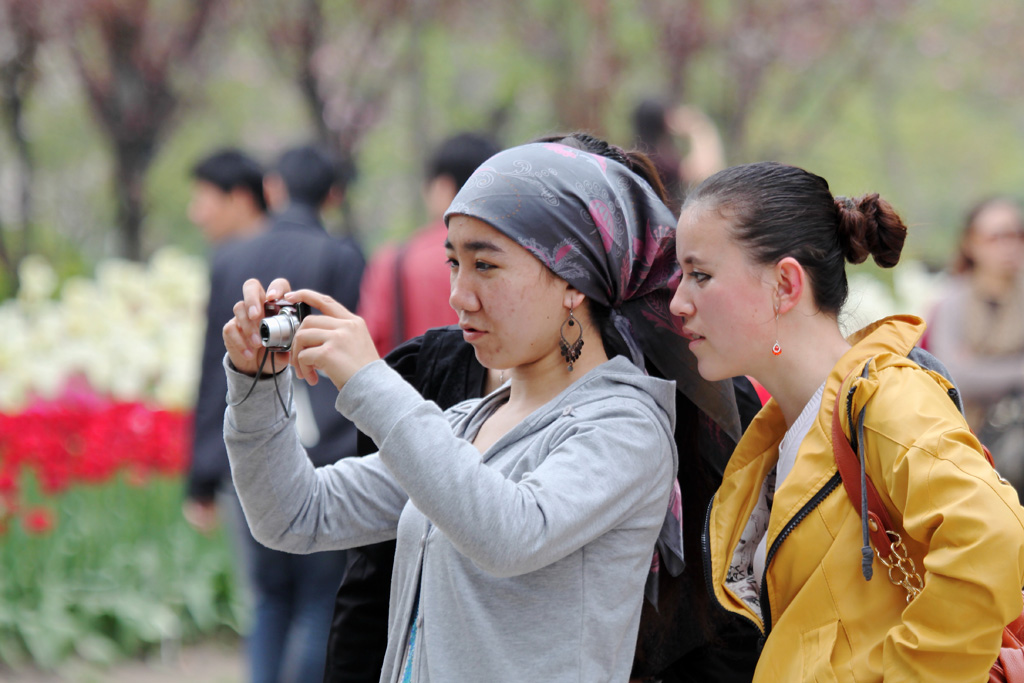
top-left (705, 316), bottom-right (1024, 682)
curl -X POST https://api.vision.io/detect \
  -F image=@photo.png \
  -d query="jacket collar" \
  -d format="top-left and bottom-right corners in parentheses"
top-left (271, 203), bottom-right (325, 233)
top-left (842, 315), bottom-right (924, 363)
top-left (815, 315), bottom-right (926, 441)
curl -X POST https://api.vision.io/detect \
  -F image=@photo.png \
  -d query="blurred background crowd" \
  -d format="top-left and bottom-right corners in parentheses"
top-left (4, 0), bottom-right (1024, 680)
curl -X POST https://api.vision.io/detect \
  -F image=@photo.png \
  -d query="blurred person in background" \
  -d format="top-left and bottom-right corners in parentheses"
top-left (358, 132), bottom-right (500, 356)
top-left (927, 197), bottom-right (1024, 489)
top-left (186, 149), bottom-right (268, 249)
top-left (189, 143), bottom-right (365, 683)
top-left (185, 148), bottom-right (268, 533)
top-left (323, 153), bottom-right (367, 276)
top-left (631, 98), bottom-right (725, 216)
top-left (183, 146), bottom-right (267, 675)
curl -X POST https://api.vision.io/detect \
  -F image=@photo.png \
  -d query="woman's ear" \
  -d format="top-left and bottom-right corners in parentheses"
top-left (563, 287), bottom-right (586, 311)
top-left (774, 257), bottom-right (805, 315)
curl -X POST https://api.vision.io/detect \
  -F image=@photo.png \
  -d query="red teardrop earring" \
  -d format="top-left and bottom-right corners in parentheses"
top-left (772, 302), bottom-right (782, 356)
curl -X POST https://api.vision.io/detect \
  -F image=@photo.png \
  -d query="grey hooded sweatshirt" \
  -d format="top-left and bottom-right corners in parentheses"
top-left (224, 354), bottom-right (677, 683)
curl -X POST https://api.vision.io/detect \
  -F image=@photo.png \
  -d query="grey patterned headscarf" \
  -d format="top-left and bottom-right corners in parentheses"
top-left (445, 142), bottom-right (741, 442)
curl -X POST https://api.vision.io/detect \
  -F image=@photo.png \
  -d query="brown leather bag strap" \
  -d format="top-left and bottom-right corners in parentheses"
top-left (831, 383), bottom-right (895, 555)
top-left (833, 360), bottom-right (1024, 664)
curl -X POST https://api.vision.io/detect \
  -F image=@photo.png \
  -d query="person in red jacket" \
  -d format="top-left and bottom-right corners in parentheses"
top-left (358, 132), bottom-right (499, 356)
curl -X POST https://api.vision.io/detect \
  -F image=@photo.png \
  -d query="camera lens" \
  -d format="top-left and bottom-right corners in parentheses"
top-left (261, 314), bottom-right (298, 351)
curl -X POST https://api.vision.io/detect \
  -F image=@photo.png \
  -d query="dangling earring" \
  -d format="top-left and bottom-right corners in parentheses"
top-left (559, 307), bottom-right (584, 372)
top-left (772, 303), bottom-right (782, 356)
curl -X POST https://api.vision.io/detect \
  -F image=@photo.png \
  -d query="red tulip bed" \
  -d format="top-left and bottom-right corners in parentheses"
top-left (0, 388), bottom-right (243, 671)
top-left (0, 253), bottom-right (242, 672)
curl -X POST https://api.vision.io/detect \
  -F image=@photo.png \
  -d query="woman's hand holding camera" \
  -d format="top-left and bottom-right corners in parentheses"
top-left (223, 277), bottom-right (380, 390)
top-left (283, 287), bottom-right (380, 390)
top-left (223, 278), bottom-right (292, 376)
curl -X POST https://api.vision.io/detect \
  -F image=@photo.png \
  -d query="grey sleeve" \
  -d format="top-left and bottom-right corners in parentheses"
top-left (928, 294), bottom-right (1024, 402)
top-left (223, 357), bottom-right (407, 553)
top-left (339, 362), bottom-right (677, 578)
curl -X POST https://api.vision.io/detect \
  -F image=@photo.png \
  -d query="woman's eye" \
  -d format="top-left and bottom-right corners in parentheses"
top-left (475, 261), bottom-right (495, 272)
top-left (689, 270), bottom-right (709, 284)
top-left (446, 257), bottom-right (458, 270)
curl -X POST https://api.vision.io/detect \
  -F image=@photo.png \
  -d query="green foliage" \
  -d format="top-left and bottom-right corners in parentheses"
top-left (0, 474), bottom-right (242, 672)
top-left (8, 1), bottom-right (1022, 277)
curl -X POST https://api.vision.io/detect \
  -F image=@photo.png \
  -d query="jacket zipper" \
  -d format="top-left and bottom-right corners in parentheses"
top-left (756, 368), bottom-right (863, 640)
top-left (702, 495), bottom-right (764, 638)
top-left (756, 471), bottom-right (842, 641)
top-left (704, 382), bottom-right (851, 650)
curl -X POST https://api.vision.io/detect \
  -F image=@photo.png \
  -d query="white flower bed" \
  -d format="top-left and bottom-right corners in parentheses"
top-left (841, 260), bottom-right (947, 337)
top-left (0, 248), bottom-right (208, 412)
top-left (0, 250), bottom-right (944, 412)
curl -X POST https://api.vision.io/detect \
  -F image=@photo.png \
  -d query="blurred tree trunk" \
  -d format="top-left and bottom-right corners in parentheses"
top-left (641, 0), bottom-right (913, 162)
top-left (567, 0), bottom-right (623, 133)
top-left (258, 0), bottom-right (416, 159)
top-left (406, 0), bottom-right (430, 171)
top-left (650, 0), bottom-right (708, 103)
top-left (111, 139), bottom-right (156, 263)
top-left (256, 0), bottom-right (417, 236)
top-left (63, 0), bottom-right (221, 261)
top-left (286, 0), bottom-right (333, 152)
top-left (0, 0), bottom-right (43, 286)
top-left (503, 0), bottom-right (626, 134)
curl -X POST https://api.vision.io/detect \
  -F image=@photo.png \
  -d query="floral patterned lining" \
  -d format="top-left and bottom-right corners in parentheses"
top-left (725, 467), bottom-right (776, 618)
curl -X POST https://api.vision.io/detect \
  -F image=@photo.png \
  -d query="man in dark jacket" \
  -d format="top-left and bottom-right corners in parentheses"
top-left (187, 144), bottom-right (365, 683)
top-left (184, 148), bottom-right (268, 533)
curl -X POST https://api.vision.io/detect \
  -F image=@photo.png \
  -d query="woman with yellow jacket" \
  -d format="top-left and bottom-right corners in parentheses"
top-left (669, 161), bottom-right (1024, 681)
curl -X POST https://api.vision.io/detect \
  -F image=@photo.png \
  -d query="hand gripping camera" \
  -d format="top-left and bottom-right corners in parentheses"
top-left (260, 299), bottom-right (311, 352)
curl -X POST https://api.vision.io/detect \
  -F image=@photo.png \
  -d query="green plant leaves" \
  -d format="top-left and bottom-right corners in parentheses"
top-left (0, 476), bottom-right (241, 672)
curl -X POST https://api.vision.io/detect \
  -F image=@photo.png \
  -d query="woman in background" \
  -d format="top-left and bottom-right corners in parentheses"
top-left (927, 197), bottom-right (1024, 488)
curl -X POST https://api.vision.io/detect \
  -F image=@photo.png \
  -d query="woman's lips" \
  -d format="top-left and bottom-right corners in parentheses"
top-left (680, 328), bottom-right (703, 342)
top-left (681, 328), bottom-right (705, 349)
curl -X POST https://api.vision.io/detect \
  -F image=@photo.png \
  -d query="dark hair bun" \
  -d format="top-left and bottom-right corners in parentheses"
top-left (835, 193), bottom-right (907, 268)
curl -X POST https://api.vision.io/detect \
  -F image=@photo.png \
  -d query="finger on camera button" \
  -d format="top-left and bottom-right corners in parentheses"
top-left (266, 278), bottom-right (291, 299)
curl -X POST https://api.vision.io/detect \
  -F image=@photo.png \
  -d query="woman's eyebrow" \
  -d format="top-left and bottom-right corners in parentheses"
top-left (444, 239), bottom-right (506, 254)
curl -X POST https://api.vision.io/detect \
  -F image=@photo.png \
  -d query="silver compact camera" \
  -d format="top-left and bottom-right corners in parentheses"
top-left (260, 299), bottom-right (311, 352)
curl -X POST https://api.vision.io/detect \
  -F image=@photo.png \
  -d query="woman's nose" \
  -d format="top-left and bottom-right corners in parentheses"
top-left (449, 271), bottom-right (479, 312)
top-left (669, 285), bottom-right (693, 319)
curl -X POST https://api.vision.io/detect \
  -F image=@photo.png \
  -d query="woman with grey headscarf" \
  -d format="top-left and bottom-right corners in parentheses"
top-left (221, 135), bottom-right (741, 682)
